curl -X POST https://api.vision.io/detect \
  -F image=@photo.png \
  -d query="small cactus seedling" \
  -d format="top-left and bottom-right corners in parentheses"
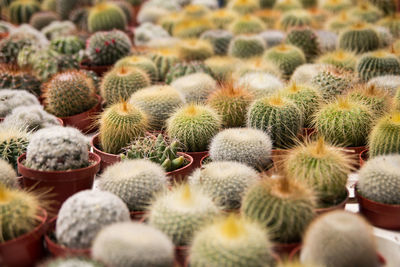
top-left (368, 75), bottom-right (400, 96)
top-left (0, 125), bottom-right (29, 170)
top-left (369, 112), bottom-right (400, 157)
top-left (290, 63), bottom-right (324, 85)
top-left (29, 11), bottom-right (59, 30)
top-left (0, 159), bottom-right (18, 189)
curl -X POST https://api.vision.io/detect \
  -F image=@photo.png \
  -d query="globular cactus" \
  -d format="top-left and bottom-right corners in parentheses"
top-left (227, 0), bottom-right (259, 15)
top-left (167, 104), bottom-right (221, 152)
top-left (370, 0), bottom-right (396, 15)
top-left (285, 27), bottom-right (321, 62)
top-left (92, 222), bottom-right (174, 267)
top-left (368, 75), bottom-right (400, 96)
top-left (347, 84), bottom-right (390, 118)
top-left (182, 4), bottom-right (210, 18)
top-left (204, 56), bottom-right (238, 81)
top-left (258, 30), bottom-right (285, 48)
top-left (356, 50), bottom-right (400, 81)
top-left (322, 0), bottom-right (352, 13)
top-left (210, 9), bottom-right (237, 29)
top-left (98, 159), bottom-right (168, 211)
top-left (29, 11), bottom-right (59, 30)
top-left (171, 72), bottom-right (217, 104)
top-left (41, 20), bottom-right (77, 40)
top-left (349, 3), bottom-right (382, 23)
top-left (99, 102), bottom-right (148, 155)
top-left (129, 85), bottom-right (183, 130)
top-left (274, 0), bottom-right (302, 12)
top-left (299, 0), bottom-right (317, 8)
top-left (100, 66), bottom-right (150, 105)
top-left (50, 35), bottom-right (85, 55)
top-left (282, 83), bottom-right (322, 127)
top-left (9, 0), bottom-right (40, 25)
top-left (315, 30), bottom-right (338, 53)
top-left (172, 18), bottom-right (212, 38)
top-left (235, 58), bottom-right (282, 78)
top-left (0, 185), bottom-right (41, 242)
top-left (247, 94), bottom-right (303, 148)
top-left (177, 39), bottom-right (214, 62)
top-left (0, 89), bottom-right (39, 117)
top-left (207, 82), bottom-right (253, 128)
top-left (313, 97), bottom-right (373, 147)
top-left (209, 128), bottom-right (272, 170)
top-left (228, 35), bottom-right (265, 59)
top-left (338, 23), bottom-right (380, 54)
top-left (0, 126), bottom-right (29, 170)
top-left (189, 161), bottom-right (259, 210)
top-left (375, 26), bottom-right (393, 48)
top-left (290, 63), bottom-right (324, 85)
top-left (41, 0), bottom-right (57, 12)
top-left (159, 12), bottom-right (181, 35)
top-left (358, 154), bottom-right (400, 204)
top-left (2, 105), bottom-right (60, 132)
top-left (317, 50), bottom-right (357, 71)
top-left (241, 175), bottom-right (316, 244)
top-left (88, 2), bottom-right (127, 33)
top-left (326, 12), bottom-right (357, 33)
top-left (56, 0), bottom-right (78, 20)
top-left (42, 70), bottom-right (98, 117)
top-left (0, 65), bottom-right (41, 96)
top-left (137, 6), bottom-right (171, 25)
top-left (236, 72), bottom-right (284, 99)
top-left (148, 184), bottom-right (220, 246)
top-left (86, 30), bottom-right (132, 66)
top-left (150, 48), bottom-right (180, 82)
top-left (284, 138), bottom-right (354, 207)
top-left (300, 211), bottom-right (380, 267)
top-left (229, 15), bottom-right (265, 35)
top-left (115, 55), bottom-right (159, 82)
top-left (379, 16), bottom-right (400, 38)
top-left (279, 10), bottom-right (312, 31)
top-left (165, 61), bottom-right (212, 85)
top-left (189, 215), bottom-right (275, 267)
top-left (263, 44), bottom-right (306, 78)
top-left (69, 7), bottom-right (89, 32)
top-left (369, 112), bottom-right (400, 157)
top-left (25, 126), bottom-right (89, 171)
top-left (0, 33), bottom-right (36, 64)
top-left (200, 30), bottom-right (233, 55)
top-left (39, 257), bottom-right (104, 267)
top-left (113, 0), bottom-right (133, 25)
top-left (56, 190), bottom-right (130, 249)
top-left (255, 9), bottom-right (281, 29)
top-left (0, 159), bottom-right (18, 189)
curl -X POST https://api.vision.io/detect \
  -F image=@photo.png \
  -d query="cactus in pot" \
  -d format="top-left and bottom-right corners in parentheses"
top-left (356, 50), bottom-right (400, 81)
top-left (9, 0), bottom-right (40, 24)
top-left (166, 61), bottom-right (213, 85)
top-left (115, 55), bottom-right (159, 83)
top-left (0, 89), bottom-right (40, 117)
top-left (0, 159), bottom-right (18, 189)
top-left (263, 44), bottom-right (306, 78)
top-left (369, 112), bottom-right (400, 157)
top-left (338, 23), bottom-right (380, 53)
top-left (88, 2), bottom-right (127, 33)
top-left (0, 126), bottom-right (29, 170)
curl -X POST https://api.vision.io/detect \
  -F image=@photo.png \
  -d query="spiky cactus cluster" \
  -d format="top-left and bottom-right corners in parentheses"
top-left (87, 30), bottom-right (132, 66)
top-left (189, 216), bottom-right (276, 267)
top-left (42, 71), bottom-right (97, 117)
top-left (148, 184), bottom-right (219, 246)
top-left (50, 35), bottom-right (85, 55)
top-left (0, 89), bottom-right (39, 117)
top-left (166, 61), bottom-right (212, 85)
top-left (369, 112), bottom-right (400, 157)
top-left (228, 35), bottom-right (265, 59)
top-left (0, 66), bottom-right (41, 96)
top-left (317, 50), bottom-right (357, 71)
top-left (150, 49), bottom-right (180, 81)
top-left (56, 190), bottom-right (130, 249)
top-left (0, 126), bottom-right (29, 170)
top-left (92, 222), bottom-right (175, 267)
top-left (0, 159), bottom-right (18, 189)
top-left (236, 72), bottom-right (284, 99)
top-left (263, 44), bottom-right (306, 78)
top-left (285, 27), bottom-right (321, 62)
top-left (9, 0), bottom-right (40, 24)
top-left (338, 23), bottom-right (380, 54)
top-left (177, 39), bottom-right (214, 61)
top-left (229, 15), bottom-right (265, 35)
top-left (348, 84), bottom-right (390, 118)
top-left (279, 10), bottom-right (312, 31)
top-left (356, 50), bottom-right (400, 81)
top-left (171, 72), bottom-right (217, 103)
top-left (115, 55), bottom-right (159, 82)
top-left (200, 30), bottom-right (233, 55)
top-left (310, 67), bottom-right (354, 100)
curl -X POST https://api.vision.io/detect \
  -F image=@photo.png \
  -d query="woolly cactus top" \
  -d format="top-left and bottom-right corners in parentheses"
top-left (0, 159), bottom-right (17, 189)
top-left (0, 89), bottom-right (40, 117)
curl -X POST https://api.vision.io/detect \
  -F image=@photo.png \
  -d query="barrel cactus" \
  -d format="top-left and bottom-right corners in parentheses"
top-left (379, 16), bottom-right (400, 38)
top-left (0, 126), bottom-right (29, 170)
top-left (338, 23), bottom-right (380, 53)
top-left (356, 50), bottom-right (400, 81)
top-left (317, 50), bottom-right (357, 71)
top-left (263, 44), bottom-right (306, 78)
top-left (171, 72), bottom-right (217, 103)
top-left (347, 84), bottom-right (390, 118)
top-left (0, 159), bottom-right (18, 189)
top-left (322, 0), bottom-right (352, 13)
top-left (229, 15), bottom-right (265, 35)
top-left (177, 39), bottom-right (214, 61)
top-left (0, 66), bottom-right (41, 96)
top-left (200, 30), bottom-right (233, 55)
top-left (204, 56), bottom-right (238, 81)
top-left (88, 2), bottom-right (127, 33)
top-left (29, 11), bottom-right (59, 30)
top-left (228, 0), bottom-right (259, 14)
top-left (279, 10), bottom-right (312, 31)
top-left (50, 35), bottom-right (85, 55)
top-left (150, 48), bottom-right (180, 81)
top-left (210, 9), bottom-right (237, 29)
top-left (349, 2), bottom-right (382, 23)
top-left (9, 0), bottom-right (40, 25)
top-left (115, 55), bottom-right (159, 82)
top-left (369, 112), bottom-right (400, 157)
top-left (236, 72), bottom-right (284, 99)
top-left (165, 61), bottom-right (212, 85)
top-left (0, 89), bottom-right (39, 117)
top-left (285, 27), bottom-right (321, 62)
top-left (290, 63), bottom-right (323, 85)
top-left (228, 35), bottom-right (265, 59)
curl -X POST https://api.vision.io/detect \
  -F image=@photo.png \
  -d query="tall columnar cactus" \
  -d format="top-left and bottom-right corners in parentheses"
top-left (92, 222), bottom-right (175, 267)
top-left (88, 2), bottom-right (127, 33)
top-left (0, 89), bottom-right (40, 117)
top-left (100, 66), bottom-right (150, 105)
top-left (189, 161), bottom-right (259, 210)
top-left (150, 49), bottom-right (180, 82)
top-left (338, 23), bottom-right (380, 54)
top-left (279, 10), bottom-right (312, 31)
top-left (356, 50), bottom-right (400, 81)
top-left (42, 70), bottom-right (98, 117)
top-left (171, 72), bottom-right (217, 103)
top-left (39, 257), bottom-right (104, 267)
top-left (229, 15), bottom-right (265, 35)
top-left (9, 0), bottom-right (40, 24)
top-left (129, 85), bottom-right (183, 130)
top-left (25, 126), bottom-right (89, 171)
top-left (50, 35), bottom-right (85, 55)
top-left (0, 126), bottom-right (29, 170)
top-left (0, 66), bottom-right (41, 96)
top-left (228, 35), bottom-right (265, 59)
top-left (177, 39), bottom-right (214, 61)
top-left (56, 190), bottom-right (130, 249)
top-left (263, 44), bottom-right (306, 78)
top-left (369, 112), bottom-right (400, 157)
top-left (204, 56), bottom-right (238, 81)
top-left (348, 84), bottom-right (390, 118)
top-left (98, 159), bottom-right (168, 212)
top-left (313, 97), bottom-right (373, 147)
top-left (300, 211), bottom-right (379, 267)
top-left (247, 94), bottom-right (303, 148)
top-left (99, 102), bottom-right (148, 154)
top-left (172, 18), bottom-right (212, 38)
top-left (189, 216), bottom-right (275, 267)
top-left (200, 30), bottom-right (233, 56)
top-left (167, 104), bottom-right (221, 152)
top-left (285, 27), bottom-right (321, 62)
top-left (87, 30), bottom-right (132, 66)
top-left (29, 11), bottom-right (59, 30)
top-left (148, 184), bottom-right (219, 246)
top-left (0, 159), bottom-right (18, 189)
top-left (236, 72), bottom-right (284, 99)
top-left (317, 50), bottom-right (357, 71)
top-left (241, 175), bottom-right (316, 244)
top-left (166, 61), bottom-right (213, 85)
top-left (115, 55), bottom-right (159, 82)
top-left (227, 0), bottom-right (259, 14)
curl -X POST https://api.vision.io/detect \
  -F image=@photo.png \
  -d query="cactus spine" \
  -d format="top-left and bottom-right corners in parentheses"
top-left (0, 126), bottom-right (29, 170)
top-left (285, 27), bottom-right (321, 62)
top-left (348, 84), bottom-right (390, 118)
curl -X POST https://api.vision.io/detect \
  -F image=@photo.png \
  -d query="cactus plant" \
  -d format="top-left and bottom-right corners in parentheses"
top-left (9, 0), bottom-right (40, 24)
top-left (0, 89), bottom-right (39, 117)
top-left (241, 175), bottom-right (316, 243)
top-left (370, 0), bottom-right (396, 15)
top-left (229, 15), bottom-right (265, 35)
top-left (50, 35), bottom-right (85, 55)
top-left (69, 7), bottom-right (89, 31)
top-left (200, 30), bottom-right (233, 56)
top-left (274, 0), bottom-right (302, 12)
top-left (113, 0), bottom-right (132, 25)
top-left (41, 20), bottom-right (77, 39)
top-left (56, 0), bottom-right (77, 19)
top-left (228, 35), bottom-right (265, 59)
top-left (338, 23), bottom-right (380, 53)
top-left (56, 190), bottom-right (130, 249)
top-left (29, 11), bottom-right (59, 30)
top-left (322, 0), bottom-right (352, 13)
top-left (172, 18), bottom-right (212, 38)
top-left (39, 257), bottom-right (104, 267)
top-left (99, 102), bottom-right (148, 155)
top-left (235, 58), bottom-right (282, 78)
top-left (148, 184), bottom-right (219, 246)
top-left (260, 0), bottom-right (276, 8)
top-left (315, 30), bottom-right (337, 53)
top-left (349, 3), bottom-right (382, 23)
top-left (368, 75), bottom-right (400, 96)
top-left (279, 10), bottom-right (312, 31)
top-left (150, 48), bottom-right (180, 82)
top-left (190, 161), bottom-right (259, 209)
top-left (177, 39), bottom-right (214, 61)
top-left (0, 126), bottom-right (29, 170)
top-left (347, 84), bottom-right (390, 118)
top-left (356, 50), bottom-right (400, 81)
top-left (317, 50), bottom-right (357, 71)
top-left (313, 97), bottom-right (373, 147)
top-left (326, 12), bottom-right (357, 33)
top-left (227, 0), bottom-right (259, 14)
top-left (0, 33), bottom-right (36, 64)
top-left (263, 44), bottom-right (306, 78)
top-left (258, 30), bottom-right (285, 48)
top-left (189, 215), bottom-right (275, 267)
top-left (171, 72), bottom-right (217, 104)
top-left (210, 9), bottom-right (237, 29)
top-left (379, 16), bottom-right (400, 38)
top-left (300, 211), bottom-right (379, 267)
top-left (165, 61), bottom-right (212, 85)
top-left (374, 25), bottom-right (393, 48)
top-left (42, 70), bottom-right (98, 117)
top-left (290, 63), bottom-right (324, 85)
top-left (204, 56), bottom-right (238, 81)
top-left (0, 65), bottom-right (41, 96)
top-left (369, 112), bottom-right (400, 157)
top-left (182, 4), bottom-right (210, 18)
top-left (86, 30), bottom-right (132, 66)
top-left (0, 159), bottom-right (18, 189)
top-left (166, 104), bottom-right (221, 152)
top-left (236, 72), bottom-right (284, 99)
top-left (88, 2), bottom-right (127, 33)
top-left (115, 55), bottom-right (158, 82)
top-left (129, 85), bottom-right (183, 130)
top-left (159, 12), bottom-right (181, 34)
top-left (247, 94), bottom-right (303, 148)
top-left (285, 27), bottom-right (321, 62)
top-left (92, 222), bottom-right (174, 267)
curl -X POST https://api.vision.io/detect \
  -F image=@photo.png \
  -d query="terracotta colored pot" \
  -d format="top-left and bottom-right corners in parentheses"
top-left (359, 149), bottom-right (368, 167)
top-left (355, 185), bottom-right (400, 230)
top-left (91, 133), bottom-right (121, 172)
top-left (185, 151), bottom-right (208, 172)
top-left (45, 216), bottom-right (91, 257)
top-left (18, 153), bottom-right (101, 213)
top-left (80, 59), bottom-right (112, 76)
top-left (199, 153), bottom-right (210, 168)
top-left (130, 211), bottom-right (146, 222)
top-left (0, 208), bottom-right (48, 267)
top-left (273, 241), bottom-right (300, 256)
top-left (166, 152), bottom-right (193, 183)
top-left (130, 3), bottom-right (144, 27)
top-left (343, 146), bottom-right (366, 168)
top-left (175, 246), bottom-right (189, 267)
top-left (315, 188), bottom-right (349, 215)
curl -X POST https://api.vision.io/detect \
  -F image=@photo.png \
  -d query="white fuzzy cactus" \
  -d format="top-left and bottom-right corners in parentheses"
top-left (0, 89), bottom-right (40, 117)
top-left (134, 22), bottom-right (170, 46)
top-left (41, 21), bottom-right (77, 40)
top-left (258, 30), bottom-right (285, 48)
top-left (56, 190), bottom-right (130, 249)
top-left (92, 222), bottom-right (175, 267)
top-left (25, 126), bottom-right (89, 171)
top-left (315, 30), bottom-right (338, 53)
top-left (367, 75), bottom-right (400, 96)
top-left (291, 64), bottom-right (326, 85)
top-left (0, 159), bottom-right (18, 188)
top-left (236, 72), bottom-right (284, 99)
top-left (171, 72), bottom-right (217, 103)
top-left (10, 24), bottom-right (48, 47)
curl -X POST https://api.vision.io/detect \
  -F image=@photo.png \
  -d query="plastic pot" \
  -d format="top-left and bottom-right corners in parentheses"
top-left (273, 241), bottom-right (300, 256)
top-left (18, 153), bottom-right (101, 213)
top-left (355, 185), bottom-right (400, 230)
top-left (315, 188), bottom-right (349, 215)
top-left (166, 152), bottom-right (193, 183)
top-left (80, 59), bottom-right (112, 76)
top-left (175, 246), bottom-right (189, 267)
top-left (186, 151), bottom-right (209, 171)
top-left (343, 146), bottom-right (366, 168)
top-left (91, 133), bottom-right (121, 172)
top-left (0, 208), bottom-right (48, 267)
top-left (359, 149), bottom-right (368, 167)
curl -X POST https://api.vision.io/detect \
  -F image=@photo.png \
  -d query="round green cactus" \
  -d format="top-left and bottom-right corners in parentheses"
top-left (236, 71), bottom-right (284, 99)
top-left (322, 0), bottom-right (352, 13)
top-left (0, 126), bottom-right (29, 170)
top-left (29, 11), bottom-right (59, 30)
top-left (241, 175), bottom-right (316, 244)
top-left (129, 85), bottom-right (184, 130)
top-left (338, 23), bottom-right (380, 54)
top-left (41, 0), bottom-right (56, 12)
top-left (200, 30), bottom-right (233, 56)
top-left (317, 50), bottom-right (357, 71)
top-left (247, 94), bottom-right (303, 148)
top-left (348, 84), bottom-right (390, 118)
top-left (172, 18), bottom-right (212, 38)
top-left (170, 72), bottom-right (217, 103)
top-left (182, 4), bottom-right (210, 18)
top-left (228, 35), bottom-right (265, 59)
top-left (229, 15), bottom-right (265, 35)
top-left (0, 31), bottom-right (36, 64)
top-left (165, 61), bottom-right (212, 85)
top-left (299, 0), bottom-right (317, 8)
top-left (274, 0), bottom-right (302, 12)
top-left (88, 2), bottom-right (127, 33)
top-left (260, 0), bottom-right (277, 8)
top-left (189, 216), bottom-right (276, 267)
top-left (313, 97), bottom-right (374, 147)
top-left (227, 0), bottom-right (259, 15)
top-left (0, 66), bottom-right (41, 96)
top-left (263, 44), bottom-right (306, 78)
top-left (210, 9), bottom-right (237, 29)
top-left (349, 3), bottom-right (382, 23)
top-left (42, 70), bottom-right (98, 117)
top-left (50, 35), bottom-right (85, 55)
top-left (150, 48), bottom-right (180, 82)
top-left (369, 112), bottom-right (400, 157)
top-left (9, 0), bottom-right (40, 24)
top-left (56, 0), bottom-right (77, 19)
top-left (326, 12), bottom-right (357, 33)
top-left (115, 55), bottom-right (159, 82)
top-left (99, 102), bottom-right (148, 155)
top-left (279, 10), bottom-right (312, 31)
top-left (0, 159), bottom-right (18, 189)
top-left (285, 27), bottom-right (321, 62)
top-left (356, 50), bottom-right (400, 82)
top-left (100, 66), bottom-right (150, 105)
top-left (148, 184), bottom-right (220, 246)
top-left (370, 0), bottom-right (396, 15)
top-left (379, 16), bottom-right (400, 38)
top-left (113, 0), bottom-right (133, 25)
top-left (177, 39), bottom-right (214, 61)
top-left (204, 56), bottom-right (239, 82)
top-left (290, 63), bottom-right (324, 85)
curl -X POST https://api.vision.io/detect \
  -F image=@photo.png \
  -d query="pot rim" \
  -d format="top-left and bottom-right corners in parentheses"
top-left (315, 187), bottom-right (349, 213)
top-left (58, 94), bottom-right (102, 121)
top-left (91, 133), bottom-right (121, 160)
top-left (355, 184), bottom-right (400, 209)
